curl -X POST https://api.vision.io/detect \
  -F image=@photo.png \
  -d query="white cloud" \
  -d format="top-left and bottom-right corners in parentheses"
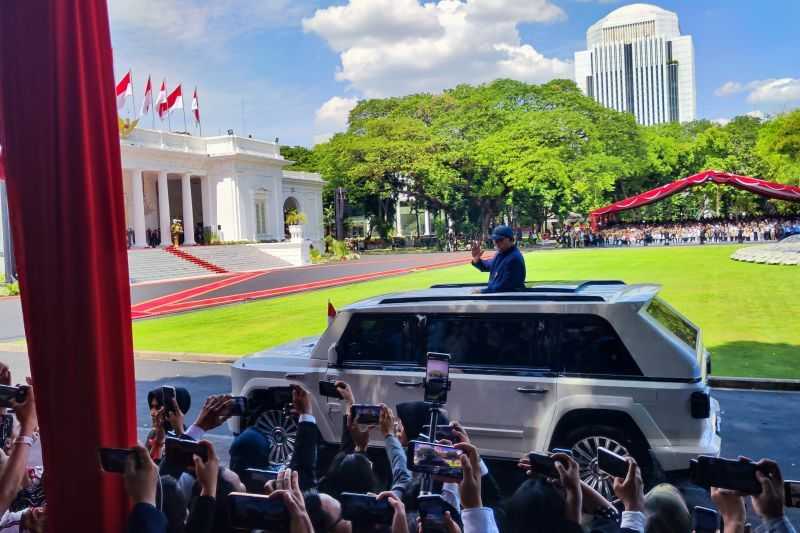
top-left (745, 110), bottom-right (766, 119)
top-left (313, 96), bottom-right (359, 145)
top-left (303, 0), bottom-right (571, 98)
top-left (715, 78), bottom-right (800, 104)
top-left (711, 118), bottom-right (731, 126)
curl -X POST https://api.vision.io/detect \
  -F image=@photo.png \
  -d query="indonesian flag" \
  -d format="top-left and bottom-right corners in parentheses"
top-left (155, 80), bottom-right (168, 120)
top-left (115, 70), bottom-right (133, 110)
top-left (166, 84), bottom-right (183, 115)
top-left (327, 301), bottom-right (337, 327)
top-left (140, 76), bottom-right (152, 116)
top-left (191, 87), bottom-right (200, 125)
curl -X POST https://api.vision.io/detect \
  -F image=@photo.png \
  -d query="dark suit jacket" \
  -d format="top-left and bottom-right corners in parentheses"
top-left (185, 495), bottom-right (216, 533)
top-left (289, 420), bottom-right (319, 490)
top-left (128, 502), bottom-right (167, 533)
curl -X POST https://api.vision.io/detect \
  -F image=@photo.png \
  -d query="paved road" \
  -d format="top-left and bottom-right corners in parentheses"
top-left (0, 298), bottom-right (24, 341)
top-left (1, 349), bottom-right (797, 525)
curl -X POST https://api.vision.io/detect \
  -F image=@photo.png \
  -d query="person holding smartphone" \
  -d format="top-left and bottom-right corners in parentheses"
top-left (470, 225), bottom-right (526, 293)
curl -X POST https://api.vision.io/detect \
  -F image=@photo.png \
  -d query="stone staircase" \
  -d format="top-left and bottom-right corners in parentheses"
top-left (165, 246), bottom-right (228, 274)
top-left (187, 245), bottom-right (293, 272)
top-left (127, 249), bottom-right (214, 283)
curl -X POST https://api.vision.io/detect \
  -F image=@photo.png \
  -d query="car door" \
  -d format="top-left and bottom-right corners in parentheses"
top-left (422, 313), bottom-right (559, 459)
top-left (324, 312), bottom-right (425, 445)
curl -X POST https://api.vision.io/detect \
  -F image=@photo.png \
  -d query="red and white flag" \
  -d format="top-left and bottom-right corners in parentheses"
top-left (166, 84), bottom-right (183, 115)
top-left (155, 80), bottom-right (168, 120)
top-left (191, 87), bottom-right (200, 125)
top-left (140, 76), bottom-right (153, 116)
top-left (115, 70), bottom-right (133, 110)
top-left (327, 301), bottom-right (337, 327)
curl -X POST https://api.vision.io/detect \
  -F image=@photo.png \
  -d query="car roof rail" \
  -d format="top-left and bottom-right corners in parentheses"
top-left (429, 280), bottom-right (626, 292)
top-left (379, 295), bottom-right (605, 304)
top-left (429, 283), bottom-right (487, 288)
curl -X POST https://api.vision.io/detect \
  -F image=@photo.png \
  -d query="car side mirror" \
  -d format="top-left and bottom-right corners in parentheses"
top-left (328, 342), bottom-right (338, 365)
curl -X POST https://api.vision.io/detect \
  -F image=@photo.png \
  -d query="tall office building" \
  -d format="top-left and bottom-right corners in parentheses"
top-left (574, 3), bottom-right (695, 125)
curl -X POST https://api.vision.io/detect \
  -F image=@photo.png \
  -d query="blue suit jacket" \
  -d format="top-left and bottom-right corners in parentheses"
top-left (473, 245), bottom-right (526, 293)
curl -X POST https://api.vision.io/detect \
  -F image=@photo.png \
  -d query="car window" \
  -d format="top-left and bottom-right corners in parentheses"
top-left (339, 314), bottom-right (417, 365)
top-left (644, 297), bottom-right (698, 350)
top-left (425, 315), bottom-right (553, 370)
top-left (558, 315), bottom-right (641, 376)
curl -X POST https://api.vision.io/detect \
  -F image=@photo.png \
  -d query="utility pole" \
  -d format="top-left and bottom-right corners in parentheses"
top-left (335, 187), bottom-right (346, 241)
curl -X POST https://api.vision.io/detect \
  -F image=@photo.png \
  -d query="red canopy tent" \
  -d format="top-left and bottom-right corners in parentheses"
top-left (589, 170), bottom-right (800, 229)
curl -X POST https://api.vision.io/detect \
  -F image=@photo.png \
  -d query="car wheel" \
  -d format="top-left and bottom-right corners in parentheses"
top-left (558, 425), bottom-right (651, 501)
top-left (254, 409), bottom-right (298, 467)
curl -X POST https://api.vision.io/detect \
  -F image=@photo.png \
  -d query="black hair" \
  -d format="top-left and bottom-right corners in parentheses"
top-left (505, 478), bottom-right (582, 533)
top-left (304, 490), bottom-right (331, 533)
top-left (320, 452), bottom-right (381, 501)
top-left (190, 466), bottom-right (238, 533)
top-left (156, 475), bottom-right (187, 533)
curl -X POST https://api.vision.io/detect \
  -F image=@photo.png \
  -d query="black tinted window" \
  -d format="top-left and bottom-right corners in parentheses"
top-left (340, 314), bottom-right (416, 364)
top-left (425, 315), bottom-right (553, 370)
top-left (645, 298), bottom-right (698, 350)
top-left (558, 315), bottom-right (641, 376)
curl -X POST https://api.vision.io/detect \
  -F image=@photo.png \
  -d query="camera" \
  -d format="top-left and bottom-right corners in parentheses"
top-left (340, 492), bottom-right (394, 526)
top-left (165, 436), bottom-right (209, 470)
top-left (228, 492), bottom-right (290, 531)
top-left (424, 352), bottom-right (450, 404)
top-left (98, 447), bottom-right (134, 474)
top-left (319, 380), bottom-right (344, 399)
top-left (408, 440), bottom-right (464, 481)
top-left (0, 384), bottom-right (28, 408)
top-left (689, 455), bottom-right (763, 494)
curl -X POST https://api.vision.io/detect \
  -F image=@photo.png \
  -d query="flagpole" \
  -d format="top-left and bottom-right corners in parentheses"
top-left (182, 103), bottom-right (188, 133)
top-left (130, 70), bottom-right (136, 123)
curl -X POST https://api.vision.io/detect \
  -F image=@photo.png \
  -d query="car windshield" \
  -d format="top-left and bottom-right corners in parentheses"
top-left (645, 297), bottom-right (698, 350)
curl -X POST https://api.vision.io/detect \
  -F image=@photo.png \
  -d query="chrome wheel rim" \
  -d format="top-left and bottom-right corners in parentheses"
top-left (256, 409), bottom-right (298, 467)
top-left (572, 436), bottom-right (630, 501)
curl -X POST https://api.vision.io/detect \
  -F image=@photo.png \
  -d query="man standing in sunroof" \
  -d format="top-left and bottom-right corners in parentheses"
top-left (470, 225), bottom-right (526, 293)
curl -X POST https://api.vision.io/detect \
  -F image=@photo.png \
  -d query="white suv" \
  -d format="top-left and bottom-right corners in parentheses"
top-left (230, 280), bottom-right (721, 498)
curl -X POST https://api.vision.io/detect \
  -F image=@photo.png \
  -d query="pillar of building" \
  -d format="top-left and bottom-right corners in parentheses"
top-left (130, 169), bottom-right (147, 248)
top-left (181, 173), bottom-right (196, 245)
top-left (424, 209), bottom-right (431, 235)
top-left (395, 200), bottom-right (403, 237)
top-left (157, 171), bottom-right (171, 246)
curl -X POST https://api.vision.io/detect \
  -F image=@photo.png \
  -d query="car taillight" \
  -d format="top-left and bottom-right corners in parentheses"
top-left (691, 391), bottom-right (711, 419)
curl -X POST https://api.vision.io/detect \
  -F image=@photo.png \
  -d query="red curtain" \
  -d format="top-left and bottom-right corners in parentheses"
top-left (0, 2), bottom-right (136, 531)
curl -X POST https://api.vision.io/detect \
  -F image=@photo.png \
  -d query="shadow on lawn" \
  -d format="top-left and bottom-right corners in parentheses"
top-left (710, 340), bottom-right (800, 379)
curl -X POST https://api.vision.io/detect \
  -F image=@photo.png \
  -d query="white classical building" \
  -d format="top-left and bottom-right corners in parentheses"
top-left (574, 3), bottom-right (696, 125)
top-left (120, 128), bottom-right (324, 248)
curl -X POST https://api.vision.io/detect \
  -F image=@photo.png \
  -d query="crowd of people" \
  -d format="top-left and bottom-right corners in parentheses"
top-left (554, 217), bottom-right (800, 249)
top-left (0, 364), bottom-right (796, 532)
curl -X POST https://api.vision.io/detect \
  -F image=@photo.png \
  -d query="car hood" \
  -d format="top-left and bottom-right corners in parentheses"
top-left (232, 336), bottom-right (322, 371)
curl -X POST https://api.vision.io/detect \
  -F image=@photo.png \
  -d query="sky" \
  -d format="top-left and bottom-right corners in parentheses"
top-left (108, 0), bottom-right (800, 147)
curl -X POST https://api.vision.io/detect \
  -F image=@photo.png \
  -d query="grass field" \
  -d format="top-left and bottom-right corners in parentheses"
top-left (132, 245), bottom-right (800, 379)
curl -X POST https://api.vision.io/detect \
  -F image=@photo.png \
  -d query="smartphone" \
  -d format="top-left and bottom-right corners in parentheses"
top-left (597, 447), bottom-right (630, 479)
top-left (319, 380), bottom-right (343, 399)
top-left (785, 481), bottom-right (800, 508)
top-left (227, 396), bottom-right (247, 416)
top-left (408, 440), bottom-right (464, 481)
top-left (691, 506), bottom-right (719, 533)
top-left (418, 494), bottom-right (458, 533)
top-left (351, 404), bottom-right (381, 426)
top-left (98, 448), bottom-right (134, 474)
top-left (243, 467), bottom-right (280, 493)
top-left (0, 385), bottom-right (27, 408)
top-left (423, 424), bottom-right (458, 443)
top-left (228, 492), bottom-right (290, 532)
top-left (162, 386), bottom-right (176, 413)
top-left (527, 452), bottom-right (560, 478)
top-left (165, 436), bottom-right (208, 470)
top-left (0, 414), bottom-right (13, 444)
top-left (340, 492), bottom-right (394, 525)
top-left (689, 456), bottom-right (762, 495)
top-left (269, 386), bottom-right (294, 408)
top-left (424, 352), bottom-right (450, 404)
top-left (551, 448), bottom-right (573, 456)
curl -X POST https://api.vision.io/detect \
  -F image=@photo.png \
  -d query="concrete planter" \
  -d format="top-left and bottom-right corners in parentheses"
top-left (289, 224), bottom-right (304, 243)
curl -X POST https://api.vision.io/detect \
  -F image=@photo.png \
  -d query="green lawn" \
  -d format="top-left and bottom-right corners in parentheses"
top-left (133, 245), bottom-right (800, 379)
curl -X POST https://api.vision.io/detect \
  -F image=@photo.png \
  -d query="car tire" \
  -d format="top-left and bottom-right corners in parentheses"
top-left (555, 424), bottom-right (653, 501)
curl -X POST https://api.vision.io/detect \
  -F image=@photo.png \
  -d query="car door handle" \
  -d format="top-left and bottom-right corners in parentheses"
top-left (284, 373), bottom-right (304, 380)
top-left (516, 387), bottom-right (549, 394)
top-left (395, 380), bottom-right (423, 387)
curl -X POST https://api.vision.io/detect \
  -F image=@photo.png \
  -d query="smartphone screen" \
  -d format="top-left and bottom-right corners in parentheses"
top-left (528, 452), bottom-right (559, 478)
top-left (228, 396), bottom-right (247, 416)
top-left (319, 380), bottom-right (343, 399)
top-left (408, 441), bottom-right (463, 481)
top-left (165, 437), bottom-right (208, 469)
top-left (99, 448), bottom-right (133, 474)
top-left (228, 492), bottom-right (290, 531)
top-left (162, 386), bottom-right (176, 412)
top-left (691, 506), bottom-right (719, 533)
top-left (351, 404), bottom-right (381, 426)
top-left (419, 495), bottom-right (456, 533)
top-left (425, 352), bottom-right (450, 403)
top-left (785, 481), bottom-right (800, 508)
top-left (597, 447), bottom-right (629, 478)
top-left (340, 492), bottom-right (393, 525)
top-left (0, 385), bottom-right (23, 408)
top-left (243, 468), bottom-right (280, 493)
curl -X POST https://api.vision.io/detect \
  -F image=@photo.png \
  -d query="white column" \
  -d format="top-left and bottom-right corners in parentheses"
top-left (395, 199), bottom-right (403, 237)
top-left (181, 173), bottom-right (196, 245)
top-left (158, 171), bottom-right (171, 246)
top-left (131, 169), bottom-right (147, 248)
top-left (424, 210), bottom-right (431, 235)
